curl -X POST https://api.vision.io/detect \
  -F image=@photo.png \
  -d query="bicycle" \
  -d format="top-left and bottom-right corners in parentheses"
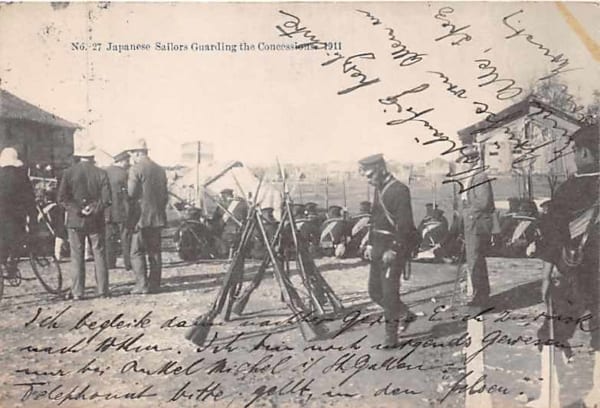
top-left (0, 209), bottom-right (67, 300)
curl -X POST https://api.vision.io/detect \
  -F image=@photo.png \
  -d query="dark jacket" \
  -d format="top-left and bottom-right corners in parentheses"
top-left (127, 156), bottom-right (168, 229)
top-left (369, 174), bottom-right (417, 249)
top-left (58, 161), bottom-right (112, 231)
top-left (538, 174), bottom-right (599, 269)
top-left (104, 165), bottom-right (129, 224)
top-left (0, 166), bottom-right (36, 225)
top-left (463, 168), bottom-right (495, 235)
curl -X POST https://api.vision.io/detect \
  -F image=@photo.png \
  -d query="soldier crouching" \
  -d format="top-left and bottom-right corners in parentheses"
top-left (359, 153), bottom-right (419, 347)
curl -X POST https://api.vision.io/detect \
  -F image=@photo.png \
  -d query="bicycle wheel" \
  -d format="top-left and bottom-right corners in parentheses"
top-left (29, 253), bottom-right (65, 294)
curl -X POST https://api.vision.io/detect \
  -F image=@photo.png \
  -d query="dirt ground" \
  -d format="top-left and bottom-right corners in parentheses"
top-left (0, 244), bottom-right (596, 408)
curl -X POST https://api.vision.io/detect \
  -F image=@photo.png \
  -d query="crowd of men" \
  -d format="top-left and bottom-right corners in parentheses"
top-left (0, 138), bottom-right (169, 299)
top-left (0, 122), bottom-right (598, 406)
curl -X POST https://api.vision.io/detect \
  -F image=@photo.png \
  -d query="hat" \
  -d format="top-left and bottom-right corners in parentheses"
top-left (73, 139), bottom-right (96, 158)
top-left (572, 123), bottom-right (599, 154)
top-left (328, 205), bottom-right (343, 217)
top-left (220, 188), bottom-right (234, 196)
top-left (358, 153), bottom-right (385, 168)
top-left (425, 203), bottom-right (434, 208)
top-left (128, 138), bottom-right (149, 152)
top-left (305, 202), bottom-right (318, 213)
top-left (0, 147), bottom-right (24, 167)
top-left (113, 150), bottom-right (130, 163)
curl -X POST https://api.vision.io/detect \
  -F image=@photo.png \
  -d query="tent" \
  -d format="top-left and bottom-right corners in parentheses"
top-left (173, 161), bottom-right (283, 220)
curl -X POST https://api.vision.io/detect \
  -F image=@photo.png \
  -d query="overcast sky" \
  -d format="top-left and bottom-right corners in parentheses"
top-left (1, 2), bottom-right (598, 166)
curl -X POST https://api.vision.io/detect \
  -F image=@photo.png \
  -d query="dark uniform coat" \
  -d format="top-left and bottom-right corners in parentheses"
top-left (537, 174), bottom-right (599, 351)
top-left (127, 157), bottom-right (168, 229)
top-left (368, 174), bottom-right (417, 329)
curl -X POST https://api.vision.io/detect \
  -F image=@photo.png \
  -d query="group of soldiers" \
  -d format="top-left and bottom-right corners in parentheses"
top-left (175, 187), bottom-right (373, 262)
top-left (354, 123), bottom-right (599, 407)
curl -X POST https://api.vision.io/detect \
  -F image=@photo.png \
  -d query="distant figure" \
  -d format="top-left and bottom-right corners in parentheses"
top-left (417, 203), bottom-right (448, 251)
top-left (104, 150), bottom-right (132, 270)
top-left (0, 147), bottom-right (36, 277)
top-left (459, 144), bottom-right (495, 306)
top-left (359, 153), bottom-right (418, 347)
top-left (320, 205), bottom-right (348, 257)
top-left (127, 139), bottom-right (168, 295)
top-left (58, 142), bottom-right (112, 300)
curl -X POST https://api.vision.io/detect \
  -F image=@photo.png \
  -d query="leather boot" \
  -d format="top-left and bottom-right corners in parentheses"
top-left (384, 318), bottom-right (399, 348)
top-left (583, 351), bottom-right (600, 408)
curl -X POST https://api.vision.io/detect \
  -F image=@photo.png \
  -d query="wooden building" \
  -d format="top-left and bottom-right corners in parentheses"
top-left (0, 89), bottom-right (79, 178)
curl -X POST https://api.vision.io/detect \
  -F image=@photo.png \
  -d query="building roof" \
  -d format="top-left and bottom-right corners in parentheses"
top-left (458, 95), bottom-right (585, 144)
top-left (0, 88), bottom-right (79, 129)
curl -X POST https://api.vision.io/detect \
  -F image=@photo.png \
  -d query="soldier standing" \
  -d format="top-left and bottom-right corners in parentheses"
top-left (530, 123), bottom-right (599, 408)
top-left (459, 144), bottom-right (495, 306)
top-left (58, 142), bottom-right (112, 300)
top-left (104, 151), bottom-right (132, 270)
top-left (127, 139), bottom-right (168, 294)
top-left (359, 153), bottom-right (418, 347)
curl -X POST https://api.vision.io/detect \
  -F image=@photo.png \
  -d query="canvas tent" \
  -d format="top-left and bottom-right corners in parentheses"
top-left (173, 161), bottom-right (283, 219)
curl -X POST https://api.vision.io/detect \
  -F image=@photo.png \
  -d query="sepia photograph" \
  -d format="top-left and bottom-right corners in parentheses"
top-left (0, 2), bottom-right (599, 407)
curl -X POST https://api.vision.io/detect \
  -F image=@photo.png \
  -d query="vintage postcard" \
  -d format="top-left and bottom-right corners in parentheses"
top-left (1, 2), bottom-right (599, 407)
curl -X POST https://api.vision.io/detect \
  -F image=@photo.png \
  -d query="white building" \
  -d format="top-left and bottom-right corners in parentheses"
top-left (458, 96), bottom-right (584, 177)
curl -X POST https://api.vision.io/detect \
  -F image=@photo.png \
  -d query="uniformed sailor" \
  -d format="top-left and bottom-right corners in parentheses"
top-left (359, 153), bottom-right (418, 346)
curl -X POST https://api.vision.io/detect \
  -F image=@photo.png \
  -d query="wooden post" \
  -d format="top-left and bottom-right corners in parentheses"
top-left (325, 175), bottom-right (329, 211)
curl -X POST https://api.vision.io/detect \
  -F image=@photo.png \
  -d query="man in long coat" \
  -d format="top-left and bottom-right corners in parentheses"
top-left (0, 147), bottom-right (36, 275)
top-left (127, 139), bottom-right (168, 294)
top-left (58, 143), bottom-right (112, 299)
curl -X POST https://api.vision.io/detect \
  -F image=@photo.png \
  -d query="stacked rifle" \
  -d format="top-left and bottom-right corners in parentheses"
top-left (185, 162), bottom-right (344, 346)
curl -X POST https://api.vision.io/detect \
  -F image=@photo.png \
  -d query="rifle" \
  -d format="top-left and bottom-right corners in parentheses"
top-left (185, 176), bottom-right (264, 346)
top-left (232, 215), bottom-right (286, 316)
top-left (255, 207), bottom-right (329, 341)
top-left (278, 160), bottom-right (327, 315)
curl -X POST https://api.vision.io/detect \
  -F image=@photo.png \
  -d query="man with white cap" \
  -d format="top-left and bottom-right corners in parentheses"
top-left (126, 138), bottom-right (168, 294)
top-left (0, 147), bottom-right (36, 277)
top-left (58, 140), bottom-right (112, 300)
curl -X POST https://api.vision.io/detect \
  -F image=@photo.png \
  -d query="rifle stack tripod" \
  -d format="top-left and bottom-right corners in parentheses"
top-left (185, 164), bottom-right (344, 346)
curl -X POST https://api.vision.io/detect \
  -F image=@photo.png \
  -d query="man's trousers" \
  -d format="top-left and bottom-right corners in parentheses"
top-left (105, 222), bottom-right (132, 269)
top-left (131, 227), bottom-right (163, 292)
top-left (68, 228), bottom-right (109, 297)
